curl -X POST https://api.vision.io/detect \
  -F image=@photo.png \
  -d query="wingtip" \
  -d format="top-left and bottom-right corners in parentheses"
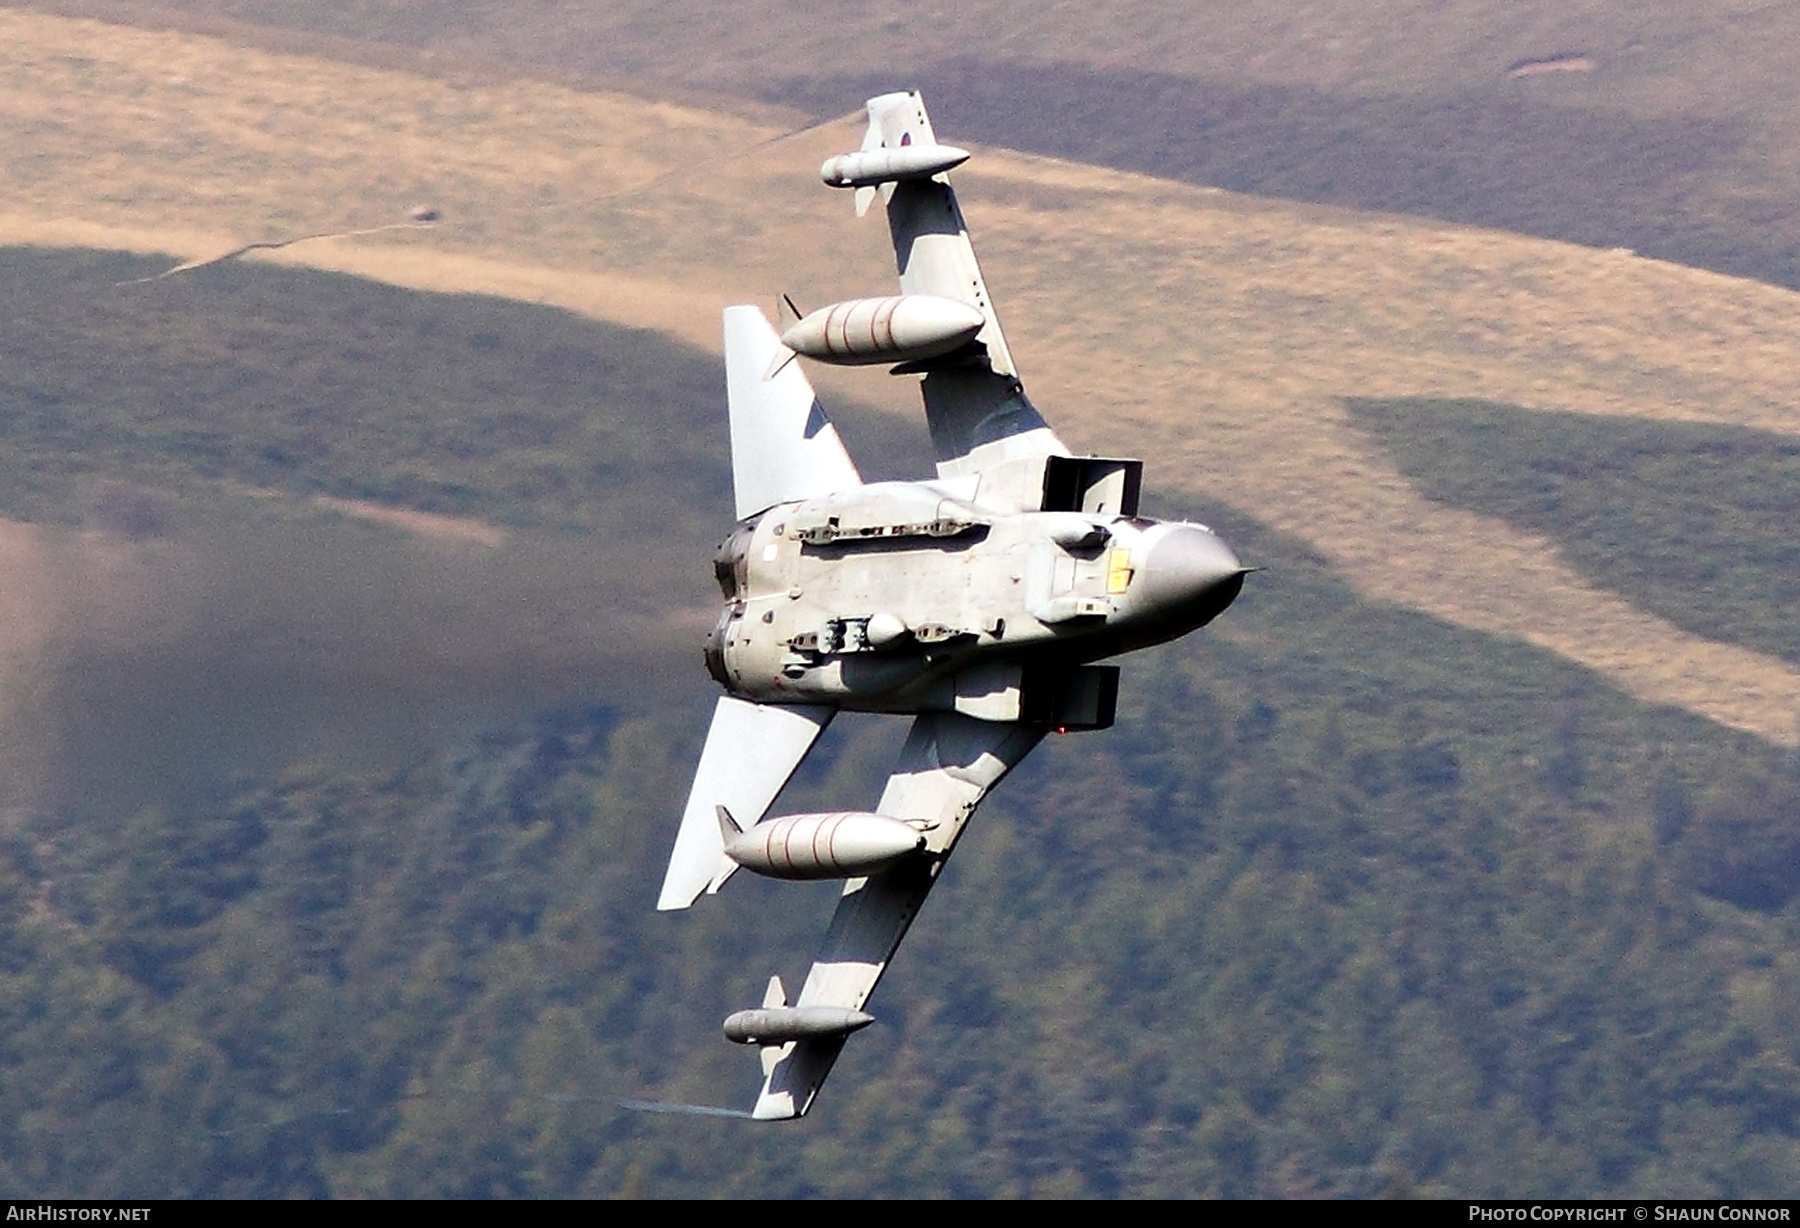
top-left (752, 1091), bottom-right (801, 1120)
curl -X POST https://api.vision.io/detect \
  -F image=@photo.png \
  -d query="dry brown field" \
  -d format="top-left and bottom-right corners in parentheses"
top-left (4, 9), bottom-right (1799, 743)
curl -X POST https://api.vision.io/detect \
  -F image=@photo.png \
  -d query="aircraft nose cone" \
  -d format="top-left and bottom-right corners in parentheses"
top-left (1138, 525), bottom-right (1245, 625)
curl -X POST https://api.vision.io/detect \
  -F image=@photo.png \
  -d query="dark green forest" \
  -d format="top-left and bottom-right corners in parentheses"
top-left (4, 250), bottom-right (1800, 1196)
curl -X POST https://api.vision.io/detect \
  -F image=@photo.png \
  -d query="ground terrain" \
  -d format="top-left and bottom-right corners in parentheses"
top-left (3, 2), bottom-right (1800, 1199)
top-left (4, 8), bottom-right (1800, 740)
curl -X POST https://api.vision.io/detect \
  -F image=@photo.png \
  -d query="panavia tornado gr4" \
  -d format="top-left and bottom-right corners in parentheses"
top-left (657, 90), bottom-right (1247, 1120)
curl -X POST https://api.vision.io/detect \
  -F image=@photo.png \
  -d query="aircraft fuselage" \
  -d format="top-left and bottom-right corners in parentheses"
top-left (705, 480), bottom-right (1244, 726)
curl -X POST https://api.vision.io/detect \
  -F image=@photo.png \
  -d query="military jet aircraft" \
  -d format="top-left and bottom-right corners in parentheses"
top-left (657, 90), bottom-right (1247, 1120)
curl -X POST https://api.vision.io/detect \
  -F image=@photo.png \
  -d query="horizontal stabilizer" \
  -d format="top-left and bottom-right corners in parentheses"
top-left (724, 306), bottom-right (862, 520)
top-left (657, 697), bottom-right (834, 910)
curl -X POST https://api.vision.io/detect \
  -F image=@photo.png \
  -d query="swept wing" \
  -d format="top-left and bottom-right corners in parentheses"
top-left (853, 92), bottom-right (1071, 498)
top-left (751, 713), bottom-right (1043, 1119)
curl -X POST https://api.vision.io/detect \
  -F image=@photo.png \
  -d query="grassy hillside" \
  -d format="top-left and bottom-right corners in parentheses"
top-left (772, 62), bottom-right (1800, 291)
top-left (0, 249), bottom-right (735, 534)
top-left (0, 246), bottom-right (932, 819)
top-left (0, 241), bottom-right (932, 547)
top-left (1, 246), bottom-right (1799, 1198)
top-left (1350, 398), bottom-right (1800, 672)
top-left (27, 0), bottom-right (1800, 293)
top-left (7, 8), bottom-right (1800, 741)
top-left (5, 3), bottom-right (1800, 1198)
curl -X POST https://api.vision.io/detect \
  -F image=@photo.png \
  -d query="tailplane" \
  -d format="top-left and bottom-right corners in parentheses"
top-left (657, 697), bottom-right (834, 911)
top-left (724, 305), bottom-right (861, 520)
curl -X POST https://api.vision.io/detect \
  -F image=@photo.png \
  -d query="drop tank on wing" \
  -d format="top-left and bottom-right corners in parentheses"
top-left (720, 808), bottom-right (927, 880)
top-left (779, 295), bottom-right (985, 366)
top-left (820, 143), bottom-right (970, 188)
